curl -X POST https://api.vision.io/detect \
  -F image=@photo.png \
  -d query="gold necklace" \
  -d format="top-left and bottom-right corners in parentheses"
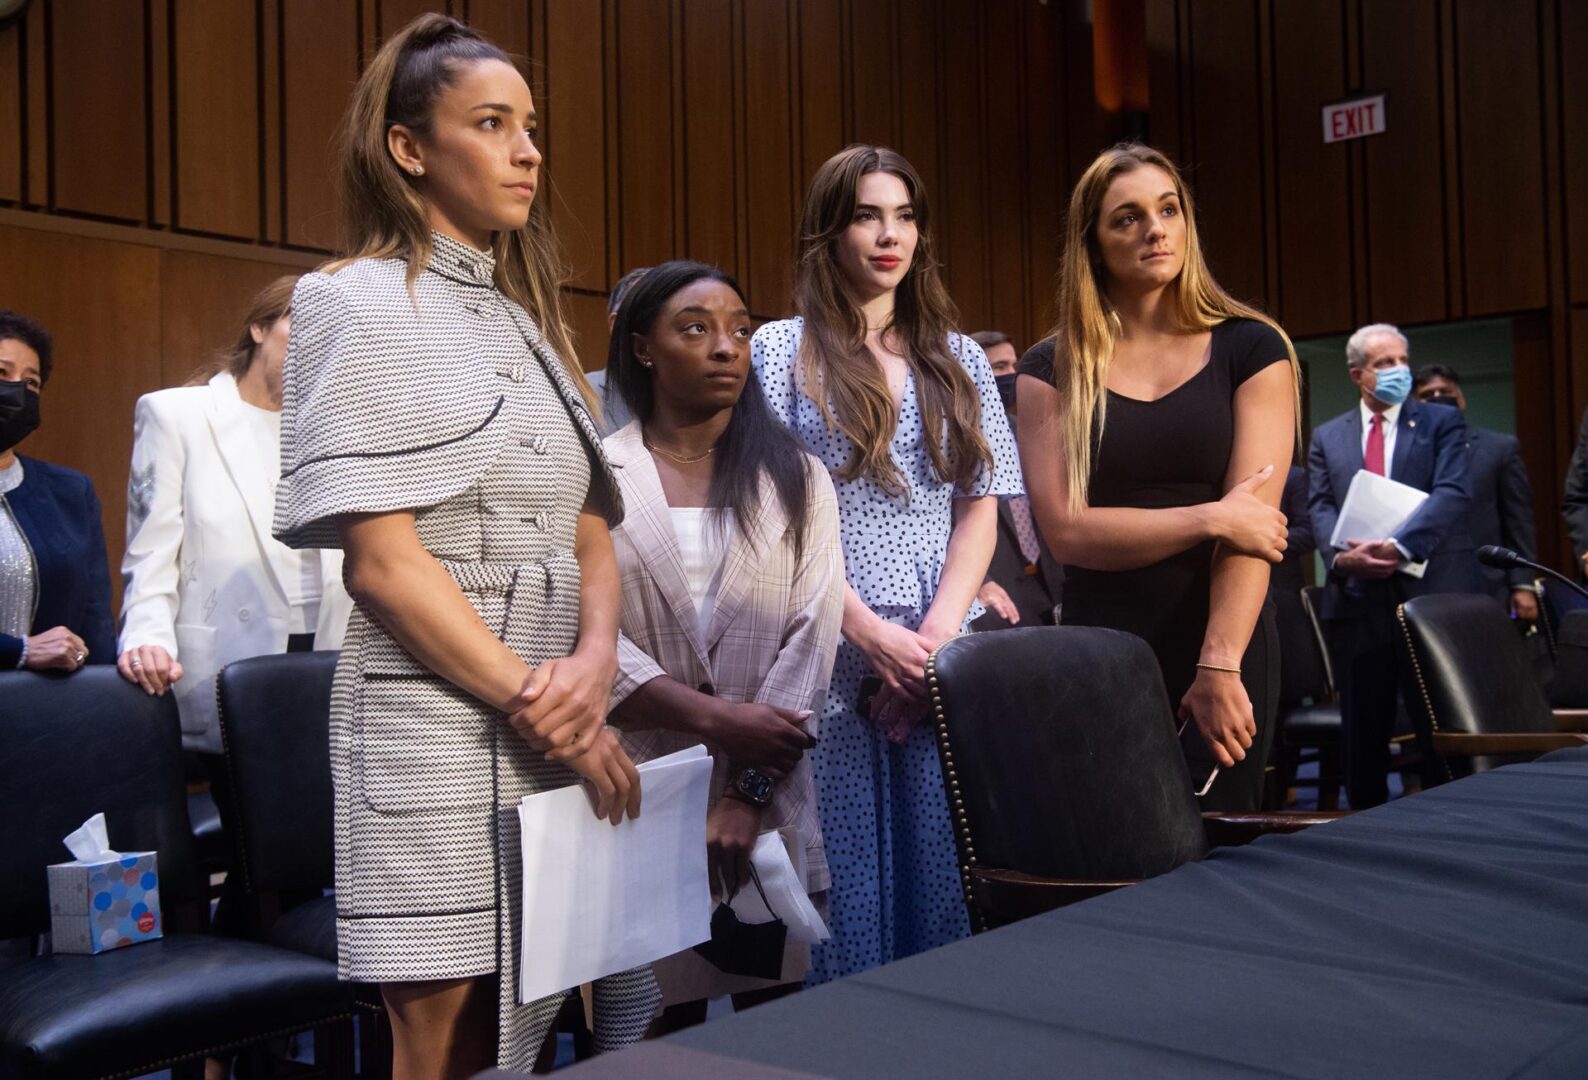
top-left (643, 434), bottom-right (715, 465)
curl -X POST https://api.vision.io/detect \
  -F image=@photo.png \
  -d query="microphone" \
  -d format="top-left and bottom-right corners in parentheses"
top-left (1476, 545), bottom-right (1588, 603)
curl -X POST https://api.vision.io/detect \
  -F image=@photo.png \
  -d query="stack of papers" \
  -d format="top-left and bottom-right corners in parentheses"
top-left (517, 744), bottom-right (714, 1003)
top-left (1328, 470), bottom-right (1430, 578)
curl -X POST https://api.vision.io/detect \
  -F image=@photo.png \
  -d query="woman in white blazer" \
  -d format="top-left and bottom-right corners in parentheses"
top-left (118, 275), bottom-right (351, 753)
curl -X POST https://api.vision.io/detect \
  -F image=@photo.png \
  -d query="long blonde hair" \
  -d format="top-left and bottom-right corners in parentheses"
top-left (794, 145), bottom-right (991, 497)
top-left (185, 275), bottom-right (299, 386)
top-left (1048, 143), bottom-right (1300, 515)
top-left (327, 14), bottom-right (592, 407)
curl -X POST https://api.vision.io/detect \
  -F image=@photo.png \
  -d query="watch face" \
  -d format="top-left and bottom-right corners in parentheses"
top-left (736, 770), bottom-right (774, 806)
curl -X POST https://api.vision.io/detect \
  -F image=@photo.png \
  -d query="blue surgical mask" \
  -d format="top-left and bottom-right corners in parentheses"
top-left (1370, 364), bottom-right (1412, 406)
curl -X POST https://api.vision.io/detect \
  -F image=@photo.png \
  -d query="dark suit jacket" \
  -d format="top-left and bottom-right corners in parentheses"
top-left (1270, 465), bottom-right (1315, 602)
top-left (1564, 409), bottom-right (1588, 571)
top-left (972, 497), bottom-right (1063, 631)
top-left (0, 454), bottom-right (116, 668)
top-left (1464, 426), bottom-right (1537, 601)
top-left (1307, 399), bottom-right (1477, 621)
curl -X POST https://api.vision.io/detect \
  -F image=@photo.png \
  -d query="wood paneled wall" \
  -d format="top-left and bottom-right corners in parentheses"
top-left (0, 0), bottom-right (1075, 608)
top-left (1146, 0), bottom-right (1588, 572)
top-left (4, 0), bottom-right (1585, 593)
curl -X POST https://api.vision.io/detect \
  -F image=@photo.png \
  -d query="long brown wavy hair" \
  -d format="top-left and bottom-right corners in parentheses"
top-left (794, 145), bottom-right (991, 497)
top-left (326, 13), bottom-right (591, 406)
top-left (185, 275), bottom-right (299, 386)
top-left (1046, 143), bottom-right (1300, 515)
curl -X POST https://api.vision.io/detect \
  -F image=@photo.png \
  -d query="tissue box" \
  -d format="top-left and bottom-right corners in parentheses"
top-left (46, 852), bottom-right (162, 954)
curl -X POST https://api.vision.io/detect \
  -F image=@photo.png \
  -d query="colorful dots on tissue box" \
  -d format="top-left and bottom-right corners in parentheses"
top-left (46, 852), bottom-right (162, 954)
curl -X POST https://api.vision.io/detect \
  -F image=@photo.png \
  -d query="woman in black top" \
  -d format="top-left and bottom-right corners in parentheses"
top-left (1016, 145), bottom-right (1299, 810)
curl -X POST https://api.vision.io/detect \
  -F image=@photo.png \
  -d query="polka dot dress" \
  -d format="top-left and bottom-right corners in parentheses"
top-left (751, 318), bottom-right (1022, 983)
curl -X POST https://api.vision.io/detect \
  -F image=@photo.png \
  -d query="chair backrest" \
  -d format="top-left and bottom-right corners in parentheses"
top-left (1397, 594), bottom-right (1554, 781)
top-left (929, 627), bottom-right (1208, 928)
top-left (216, 651), bottom-right (338, 895)
top-left (1276, 585), bottom-right (1330, 704)
top-left (1299, 586), bottom-right (1337, 698)
top-left (0, 669), bottom-right (198, 936)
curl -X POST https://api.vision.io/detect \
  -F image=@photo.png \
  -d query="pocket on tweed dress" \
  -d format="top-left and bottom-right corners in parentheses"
top-left (355, 679), bottom-right (494, 814)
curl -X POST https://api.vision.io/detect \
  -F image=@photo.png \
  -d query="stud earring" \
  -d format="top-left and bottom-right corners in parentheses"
top-left (411, 165), bottom-right (424, 176)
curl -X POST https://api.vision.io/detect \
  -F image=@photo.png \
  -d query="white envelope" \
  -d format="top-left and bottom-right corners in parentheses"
top-left (1329, 469), bottom-right (1430, 579)
top-left (517, 744), bottom-right (714, 1003)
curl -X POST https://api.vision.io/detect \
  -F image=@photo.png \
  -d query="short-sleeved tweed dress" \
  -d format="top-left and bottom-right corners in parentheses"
top-left (273, 232), bottom-right (658, 1070)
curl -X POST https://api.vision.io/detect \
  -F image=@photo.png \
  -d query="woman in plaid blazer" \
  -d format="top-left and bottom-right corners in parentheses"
top-left (603, 262), bottom-right (846, 1026)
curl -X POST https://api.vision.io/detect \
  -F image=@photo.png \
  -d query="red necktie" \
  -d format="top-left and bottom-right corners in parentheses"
top-left (1365, 414), bottom-right (1385, 476)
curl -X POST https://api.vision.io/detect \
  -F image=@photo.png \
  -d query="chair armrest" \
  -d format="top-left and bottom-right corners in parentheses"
top-left (1552, 709), bottom-right (1588, 732)
top-left (1432, 731), bottom-right (1588, 756)
top-left (1201, 811), bottom-right (1349, 848)
top-left (969, 867), bottom-right (1135, 921)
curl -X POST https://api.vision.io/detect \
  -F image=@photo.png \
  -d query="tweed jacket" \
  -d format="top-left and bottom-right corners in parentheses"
top-left (605, 421), bottom-right (844, 893)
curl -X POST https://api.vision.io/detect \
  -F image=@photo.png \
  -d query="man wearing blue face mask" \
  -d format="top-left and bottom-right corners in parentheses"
top-left (1308, 323), bottom-right (1476, 807)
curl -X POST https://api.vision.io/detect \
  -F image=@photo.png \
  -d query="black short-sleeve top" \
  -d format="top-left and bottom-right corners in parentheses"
top-left (1016, 318), bottom-right (1290, 615)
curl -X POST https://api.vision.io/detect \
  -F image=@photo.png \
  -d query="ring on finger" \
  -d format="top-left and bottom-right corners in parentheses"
top-left (130, 657), bottom-right (143, 669)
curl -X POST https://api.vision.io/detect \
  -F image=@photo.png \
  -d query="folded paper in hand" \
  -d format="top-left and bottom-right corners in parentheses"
top-left (1329, 470), bottom-right (1430, 579)
top-left (517, 744), bottom-right (714, 1004)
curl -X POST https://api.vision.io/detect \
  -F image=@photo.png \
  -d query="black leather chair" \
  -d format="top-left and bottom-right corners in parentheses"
top-left (927, 627), bottom-right (1341, 931)
top-left (216, 651), bottom-right (341, 954)
top-left (1397, 594), bottom-right (1588, 784)
top-left (218, 651), bottom-right (393, 1076)
top-left (0, 668), bottom-right (355, 1079)
top-left (1267, 587), bottom-right (1343, 808)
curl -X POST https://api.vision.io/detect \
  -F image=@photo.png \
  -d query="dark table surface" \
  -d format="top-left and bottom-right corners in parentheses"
top-left (568, 748), bottom-right (1588, 1079)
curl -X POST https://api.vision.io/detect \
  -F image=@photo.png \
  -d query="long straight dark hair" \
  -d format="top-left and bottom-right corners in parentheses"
top-left (608, 261), bottom-right (812, 557)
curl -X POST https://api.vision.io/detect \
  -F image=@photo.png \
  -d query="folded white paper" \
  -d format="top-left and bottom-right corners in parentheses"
top-left (1329, 469), bottom-right (1430, 579)
top-left (730, 831), bottom-right (830, 946)
top-left (517, 744), bottom-right (714, 1003)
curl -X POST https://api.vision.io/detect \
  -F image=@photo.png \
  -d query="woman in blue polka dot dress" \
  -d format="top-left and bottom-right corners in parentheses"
top-left (752, 146), bottom-right (1021, 983)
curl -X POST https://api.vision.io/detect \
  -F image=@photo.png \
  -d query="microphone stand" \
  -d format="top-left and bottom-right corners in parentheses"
top-left (1480, 547), bottom-right (1588, 604)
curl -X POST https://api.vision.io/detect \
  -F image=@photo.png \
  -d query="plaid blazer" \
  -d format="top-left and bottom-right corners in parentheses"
top-left (605, 422), bottom-right (844, 892)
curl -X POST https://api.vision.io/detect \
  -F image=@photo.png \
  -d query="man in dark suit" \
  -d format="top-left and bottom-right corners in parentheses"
top-left (972, 331), bottom-right (1062, 630)
top-left (1308, 324), bottom-right (1475, 808)
top-left (1413, 364), bottom-right (1540, 619)
top-left (1563, 409), bottom-right (1588, 580)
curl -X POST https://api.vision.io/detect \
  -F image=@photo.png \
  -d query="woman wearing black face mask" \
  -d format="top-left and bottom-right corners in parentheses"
top-left (0, 310), bottom-right (116, 674)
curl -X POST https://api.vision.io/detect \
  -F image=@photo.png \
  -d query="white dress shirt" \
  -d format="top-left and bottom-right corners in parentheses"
top-left (1358, 399), bottom-right (1412, 557)
top-left (1359, 399), bottom-right (1402, 479)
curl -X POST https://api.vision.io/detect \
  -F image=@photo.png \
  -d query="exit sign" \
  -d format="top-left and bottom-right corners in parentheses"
top-left (1322, 93), bottom-right (1386, 144)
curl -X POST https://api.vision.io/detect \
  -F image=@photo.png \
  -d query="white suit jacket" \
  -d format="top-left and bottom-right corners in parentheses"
top-left (120, 372), bottom-right (351, 751)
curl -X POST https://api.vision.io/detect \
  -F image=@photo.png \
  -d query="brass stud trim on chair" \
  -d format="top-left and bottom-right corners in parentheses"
top-left (1396, 603), bottom-right (1454, 783)
top-left (927, 642), bottom-right (989, 933)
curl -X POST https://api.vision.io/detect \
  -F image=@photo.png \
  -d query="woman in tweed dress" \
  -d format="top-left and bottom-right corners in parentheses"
top-left (601, 262), bottom-right (845, 1027)
top-left (273, 16), bottom-right (655, 1076)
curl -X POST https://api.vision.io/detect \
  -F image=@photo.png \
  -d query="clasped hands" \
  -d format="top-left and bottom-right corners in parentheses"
top-left (857, 616), bottom-right (957, 745)
top-left (1333, 538), bottom-right (1403, 579)
top-left (506, 650), bottom-right (641, 825)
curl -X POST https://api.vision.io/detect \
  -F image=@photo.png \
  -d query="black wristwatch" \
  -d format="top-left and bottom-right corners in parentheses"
top-left (725, 768), bottom-right (775, 808)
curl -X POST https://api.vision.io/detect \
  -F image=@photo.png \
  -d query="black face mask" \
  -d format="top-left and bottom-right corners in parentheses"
top-left (995, 372), bottom-right (1019, 410)
top-left (0, 381), bottom-right (40, 452)
top-left (1420, 391), bottom-right (1461, 410)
